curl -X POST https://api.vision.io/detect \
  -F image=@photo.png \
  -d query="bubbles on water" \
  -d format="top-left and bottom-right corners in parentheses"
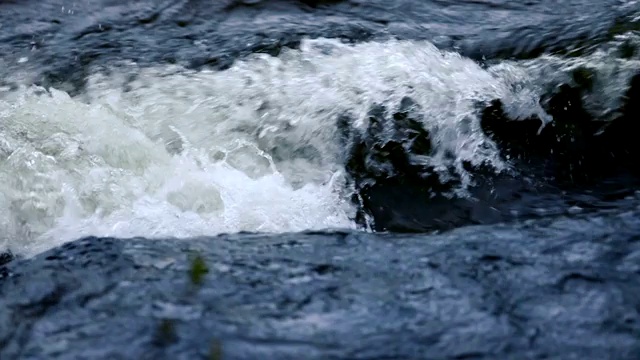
top-left (0, 84), bottom-right (355, 256)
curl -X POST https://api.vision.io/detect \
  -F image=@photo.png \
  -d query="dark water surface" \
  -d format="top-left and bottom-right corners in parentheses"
top-left (2, 0), bottom-right (639, 91)
top-left (1, 0), bottom-right (640, 359)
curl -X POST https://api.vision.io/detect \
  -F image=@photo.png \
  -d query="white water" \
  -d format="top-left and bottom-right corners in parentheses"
top-left (1, 37), bottom-right (635, 257)
top-left (494, 32), bottom-right (640, 121)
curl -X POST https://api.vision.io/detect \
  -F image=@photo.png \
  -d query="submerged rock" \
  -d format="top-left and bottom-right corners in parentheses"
top-left (0, 252), bottom-right (14, 267)
top-left (338, 98), bottom-right (466, 232)
top-left (1, 209), bottom-right (639, 359)
top-left (481, 73), bottom-right (640, 180)
top-left (340, 74), bottom-right (640, 233)
top-left (481, 83), bottom-right (596, 180)
top-left (594, 73), bottom-right (640, 169)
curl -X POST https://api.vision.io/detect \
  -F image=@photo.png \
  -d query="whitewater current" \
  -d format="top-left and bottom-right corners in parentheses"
top-left (1, 36), bottom-right (639, 257)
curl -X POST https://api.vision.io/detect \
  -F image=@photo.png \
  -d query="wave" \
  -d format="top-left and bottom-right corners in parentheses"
top-left (1, 35), bottom-right (640, 256)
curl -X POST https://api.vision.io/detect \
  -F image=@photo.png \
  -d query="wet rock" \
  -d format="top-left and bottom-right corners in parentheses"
top-left (481, 93), bottom-right (594, 181)
top-left (1, 210), bottom-right (639, 359)
top-left (339, 99), bottom-right (468, 231)
top-left (481, 75), bottom-right (640, 181)
top-left (343, 75), bottom-right (640, 233)
top-left (480, 98), bottom-right (548, 162)
top-left (571, 67), bottom-right (596, 91)
top-left (594, 73), bottom-right (640, 170)
top-left (0, 252), bottom-right (14, 267)
top-left (341, 99), bottom-right (549, 232)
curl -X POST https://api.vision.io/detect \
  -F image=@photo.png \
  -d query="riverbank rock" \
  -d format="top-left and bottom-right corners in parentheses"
top-left (1, 208), bottom-right (639, 359)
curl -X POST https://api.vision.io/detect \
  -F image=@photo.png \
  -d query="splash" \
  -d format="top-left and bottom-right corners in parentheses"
top-left (4, 36), bottom-right (636, 256)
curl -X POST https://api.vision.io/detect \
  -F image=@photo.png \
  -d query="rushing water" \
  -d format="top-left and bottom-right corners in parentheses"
top-left (1, 1), bottom-right (640, 359)
top-left (0, 0), bottom-right (639, 258)
top-left (1, 34), bottom-right (640, 256)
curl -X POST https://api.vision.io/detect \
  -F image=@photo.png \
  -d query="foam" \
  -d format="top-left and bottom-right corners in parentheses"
top-left (6, 36), bottom-right (622, 256)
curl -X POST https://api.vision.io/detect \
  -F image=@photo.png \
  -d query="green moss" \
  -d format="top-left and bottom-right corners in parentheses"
top-left (619, 40), bottom-right (636, 59)
top-left (153, 319), bottom-right (177, 346)
top-left (188, 253), bottom-right (209, 286)
top-left (607, 20), bottom-right (640, 38)
top-left (209, 339), bottom-right (223, 360)
top-left (571, 67), bottom-right (595, 91)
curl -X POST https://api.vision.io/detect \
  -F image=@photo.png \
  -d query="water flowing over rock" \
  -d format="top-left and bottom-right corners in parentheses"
top-left (1, 209), bottom-right (639, 359)
top-left (2, 1), bottom-right (640, 359)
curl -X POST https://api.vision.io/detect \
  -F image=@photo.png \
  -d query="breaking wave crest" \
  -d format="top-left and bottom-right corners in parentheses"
top-left (1, 36), bottom-right (639, 256)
